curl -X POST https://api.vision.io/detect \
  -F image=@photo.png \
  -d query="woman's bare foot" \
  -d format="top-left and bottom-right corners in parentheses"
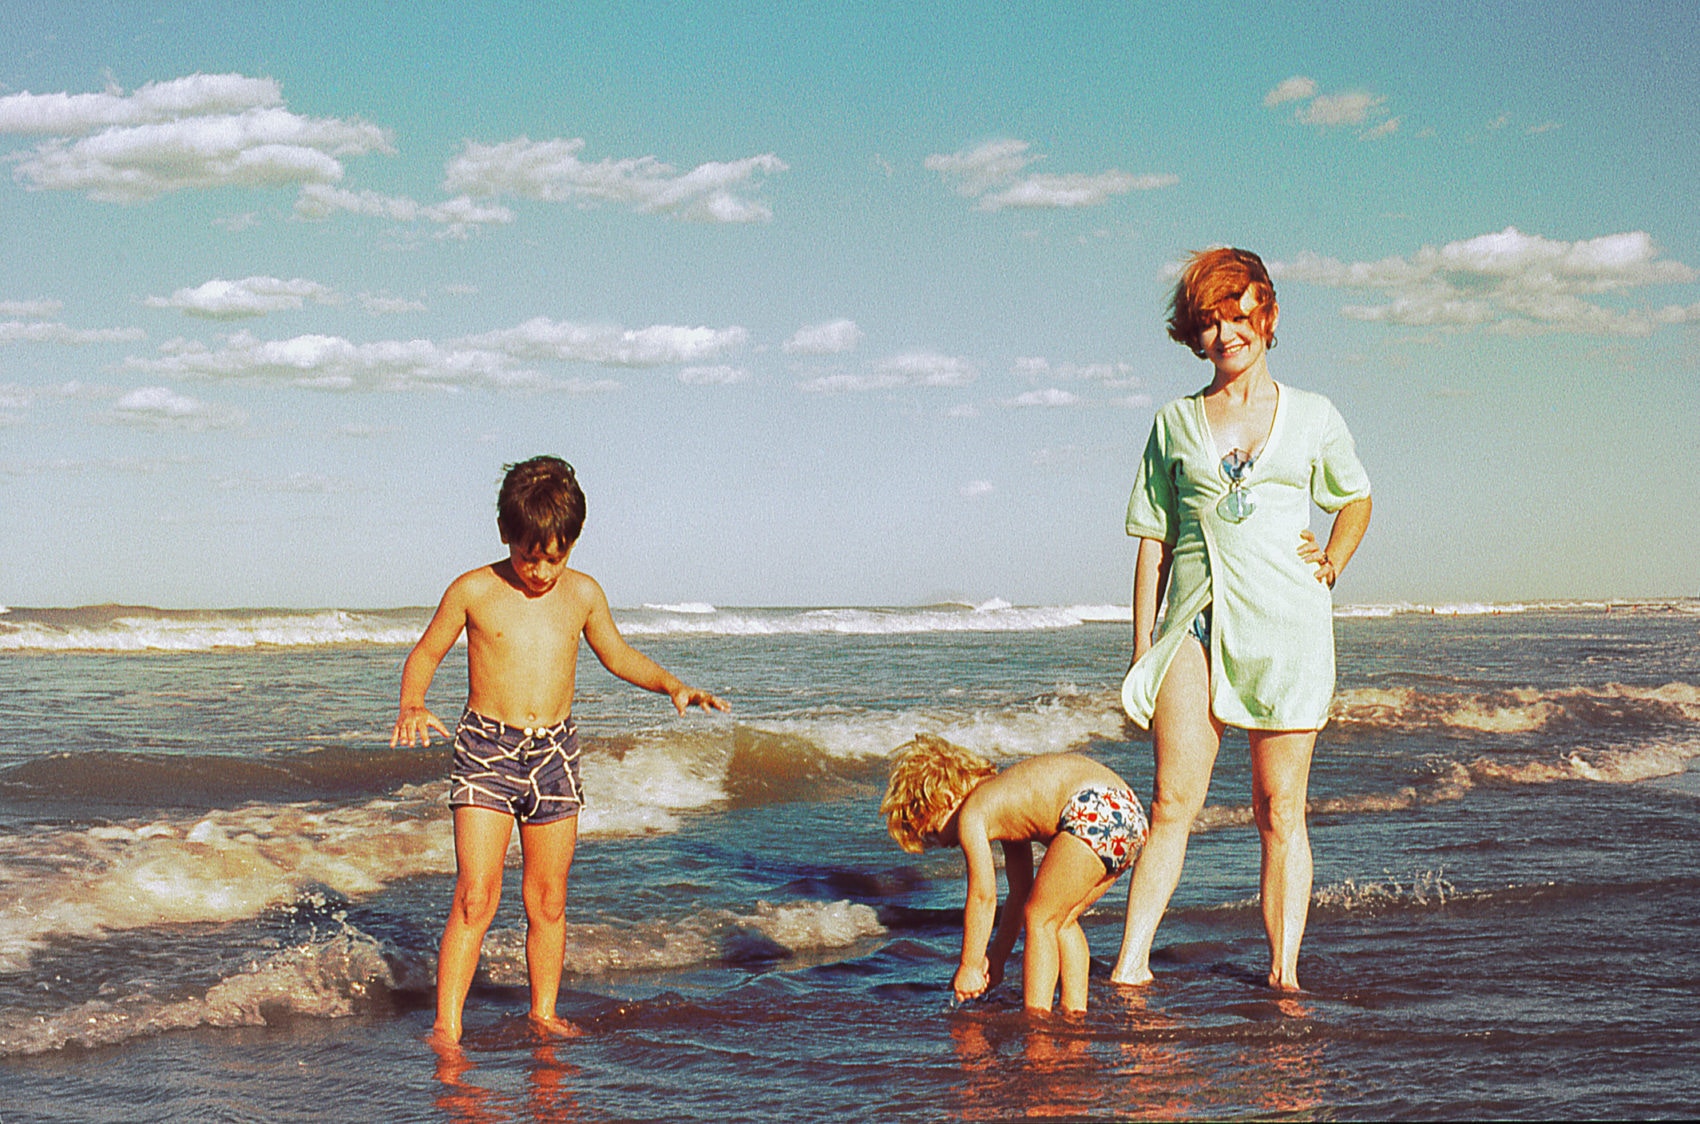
top-left (1109, 965), bottom-right (1154, 987)
top-left (1266, 969), bottom-right (1301, 992)
top-left (529, 1014), bottom-right (585, 1038)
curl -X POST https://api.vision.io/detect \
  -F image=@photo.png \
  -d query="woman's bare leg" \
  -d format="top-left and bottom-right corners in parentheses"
top-left (1249, 729), bottom-right (1316, 991)
top-left (1110, 636), bottom-right (1223, 986)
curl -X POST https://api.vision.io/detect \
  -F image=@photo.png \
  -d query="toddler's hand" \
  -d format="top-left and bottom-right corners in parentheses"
top-left (670, 685), bottom-right (731, 715)
top-left (954, 958), bottom-right (990, 1002)
top-left (1297, 530), bottom-right (1337, 587)
top-left (392, 705), bottom-right (450, 747)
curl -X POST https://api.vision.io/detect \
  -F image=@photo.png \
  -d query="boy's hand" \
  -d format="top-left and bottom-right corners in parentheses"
top-left (953, 957), bottom-right (990, 1002)
top-left (669, 684), bottom-right (730, 715)
top-left (392, 705), bottom-right (451, 747)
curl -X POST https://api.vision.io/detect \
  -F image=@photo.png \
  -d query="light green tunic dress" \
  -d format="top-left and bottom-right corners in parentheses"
top-left (1121, 383), bottom-right (1370, 731)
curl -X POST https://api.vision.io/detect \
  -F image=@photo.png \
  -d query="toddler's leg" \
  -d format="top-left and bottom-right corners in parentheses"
top-left (1112, 636), bottom-right (1223, 986)
top-left (1023, 832), bottom-right (1116, 1013)
top-left (435, 807), bottom-right (516, 1044)
top-left (519, 814), bottom-right (580, 1035)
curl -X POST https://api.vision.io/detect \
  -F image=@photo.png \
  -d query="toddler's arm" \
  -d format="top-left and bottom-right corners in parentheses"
top-left (390, 584), bottom-right (467, 746)
top-left (953, 812), bottom-right (1000, 1001)
top-left (581, 578), bottom-right (729, 713)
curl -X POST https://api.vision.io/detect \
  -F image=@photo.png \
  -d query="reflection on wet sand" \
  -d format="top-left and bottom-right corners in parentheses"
top-left (430, 1029), bottom-right (584, 1123)
top-left (947, 988), bottom-right (1325, 1120)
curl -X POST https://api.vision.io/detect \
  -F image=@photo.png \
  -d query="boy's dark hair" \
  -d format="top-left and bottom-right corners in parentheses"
top-left (497, 456), bottom-right (585, 551)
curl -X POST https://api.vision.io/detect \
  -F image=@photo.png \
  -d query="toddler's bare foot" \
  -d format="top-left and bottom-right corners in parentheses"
top-left (529, 1014), bottom-right (585, 1038)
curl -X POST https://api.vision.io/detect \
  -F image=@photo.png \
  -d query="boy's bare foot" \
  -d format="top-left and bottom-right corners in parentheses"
top-left (427, 1024), bottom-right (464, 1050)
top-left (529, 1014), bottom-right (585, 1038)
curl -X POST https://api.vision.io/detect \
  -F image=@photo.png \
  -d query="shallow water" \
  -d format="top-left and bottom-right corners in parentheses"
top-left (1, 601), bottom-right (1697, 1120)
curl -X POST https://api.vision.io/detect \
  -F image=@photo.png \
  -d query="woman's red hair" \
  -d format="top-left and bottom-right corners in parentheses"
top-left (1167, 247), bottom-right (1278, 358)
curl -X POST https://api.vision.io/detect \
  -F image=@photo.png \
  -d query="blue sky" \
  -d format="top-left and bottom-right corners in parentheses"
top-left (2, 1), bottom-right (1696, 608)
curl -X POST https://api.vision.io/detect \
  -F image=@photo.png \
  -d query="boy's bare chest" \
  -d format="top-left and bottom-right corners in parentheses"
top-left (468, 594), bottom-right (584, 656)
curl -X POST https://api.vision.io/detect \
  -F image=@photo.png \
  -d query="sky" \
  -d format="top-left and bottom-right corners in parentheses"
top-left (1, 0), bottom-right (1696, 609)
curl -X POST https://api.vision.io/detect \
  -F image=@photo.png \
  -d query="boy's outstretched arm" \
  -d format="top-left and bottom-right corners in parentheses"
top-left (580, 576), bottom-right (729, 713)
top-left (954, 811), bottom-right (1000, 1002)
top-left (391, 583), bottom-right (468, 746)
top-left (985, 841), bottom-right (1033, 990)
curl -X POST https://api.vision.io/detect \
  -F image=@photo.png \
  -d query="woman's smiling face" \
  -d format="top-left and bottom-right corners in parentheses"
top-left (1199, 287), bottom-right (1276, 378)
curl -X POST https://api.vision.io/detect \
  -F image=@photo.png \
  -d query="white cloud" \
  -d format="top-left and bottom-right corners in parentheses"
top-left (461, 318), bottom-right (747, 366)
top-left (358, 293), bottom-right (427, 315)
top-left (126, 332), bottom-right (533, 392)
top-left (1274, 227), bottom-right (1700, 335)
top-left (925, 139), bottom-right (1039, 197)
top-left (1360, 116), bottom-right (1401, 141)
top-left (0, 299), bottom-right (63, 317)
top-left (1013, 357), bottom-right (1140, 388)
top-left (0, 320), bottom-right (145, 344)
top-left (926, 139), bottom-right (1175, 211)
top-left (213, 211), bottom-right (259, 232)
top-left (1527, 121), bottom-right (1562, 135)
top-left (1265, 79), bottom-right (1396, 136)
top-left (120, 317), bottom-right (736, 392)
top-left (1008, 387), bottom-right (1080, 407)
top-left (144, 276), bottom-right (338, 319)
top-left (797, 350), bottom-right (976, 393)
top-left (958, 480), bottom-right (995, 498)
top-left (1263, 76), bottom-right (1319, 108)
top-left (784, 318), bottom-right (863, 355)
top-left (4, 75), bottom-right (393, 202)
top-left (0, 74), bottom-right (281, 134)
top-left (103, 385), bottom-right (245, 430)
top-left (442, 137), bottom-right (786, 223)
top-left (678, 365), bottom-right (749, 385)
top-left (293, 184), bottom-right (513, 238)
top-left (1297, 91), bottom-right (1386, 127)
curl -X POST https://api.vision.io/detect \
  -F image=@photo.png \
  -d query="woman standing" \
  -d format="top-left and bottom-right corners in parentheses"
top-left (1112, 248), bottom-right (1371, 990)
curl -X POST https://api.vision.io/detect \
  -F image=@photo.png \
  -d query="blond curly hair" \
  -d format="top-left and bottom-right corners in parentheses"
top-left (880, 733), bottom-right (998, 853)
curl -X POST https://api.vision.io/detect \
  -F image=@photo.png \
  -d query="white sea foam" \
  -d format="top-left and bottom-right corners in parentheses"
top-left (642, 602), bottom-right (717, 614)
top-left (0, 741), bottom-right (740, 971)
top-left (0, 609), bottom-right (424, 651)
top-left (1332, 681), bottom-right (1700, 732)
top-left (617, 603), bottom-right (1123, 637)
top-left (0, 898), bottom-right (882, 1055)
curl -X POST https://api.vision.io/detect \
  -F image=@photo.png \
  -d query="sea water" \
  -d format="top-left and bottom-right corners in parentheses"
top-left (1, 600), bottom-right (1697, 1120)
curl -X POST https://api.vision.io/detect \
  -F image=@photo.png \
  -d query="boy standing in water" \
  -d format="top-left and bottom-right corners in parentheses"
top-left (391, 456), bottom-right (727, 1045)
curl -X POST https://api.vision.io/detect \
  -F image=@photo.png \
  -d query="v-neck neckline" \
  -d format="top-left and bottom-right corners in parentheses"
top-left (1199, 380), bottom-right (1283, 468)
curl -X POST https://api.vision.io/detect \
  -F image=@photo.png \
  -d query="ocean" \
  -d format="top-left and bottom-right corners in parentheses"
top-left (1, 599), bottom-right (1697, 1121)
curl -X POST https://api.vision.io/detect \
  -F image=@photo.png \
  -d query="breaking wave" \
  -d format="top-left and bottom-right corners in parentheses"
top-left (1331, 681), bottom-right (1700, 734)
top-left (0, 898), bottom-right (882, 1056)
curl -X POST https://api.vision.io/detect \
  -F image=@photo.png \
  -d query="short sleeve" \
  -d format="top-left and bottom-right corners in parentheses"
top-left (1126, 416), bottom-right (1177, 542)
top-left (1310, 400), bottom-right (1371, 512)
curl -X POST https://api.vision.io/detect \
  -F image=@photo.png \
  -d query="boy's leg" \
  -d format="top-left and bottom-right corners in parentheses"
top-left (1110, 636), bottom-right (1223, 986)
top-left (518, 813), bottom-right (580, 1033)
top-left (1023, 832), bottom-right (1115, 1013)
top-left (1249, 730), bottom-right (1316, 991)
top-left (435, 806), bottom-right (516, 1044)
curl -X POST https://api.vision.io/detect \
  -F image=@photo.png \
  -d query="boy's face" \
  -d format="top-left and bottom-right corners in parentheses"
top-left (504, 536), bottom-right (572, 595)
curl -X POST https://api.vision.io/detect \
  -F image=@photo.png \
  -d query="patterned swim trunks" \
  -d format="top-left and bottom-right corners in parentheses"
top-left (449, 709), bottom-right (584, 825)
top-left (1056, 785), bottom-right (1149, 877)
